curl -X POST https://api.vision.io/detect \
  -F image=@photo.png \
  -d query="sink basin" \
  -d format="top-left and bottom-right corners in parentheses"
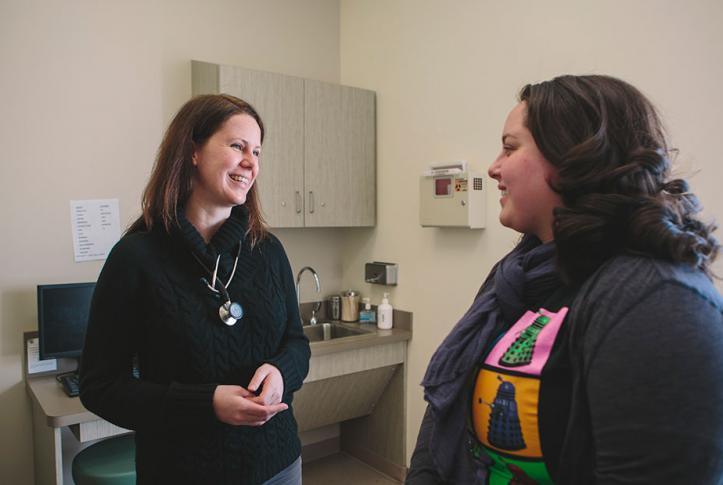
top-left (303, 322), bottom-right (371, 342)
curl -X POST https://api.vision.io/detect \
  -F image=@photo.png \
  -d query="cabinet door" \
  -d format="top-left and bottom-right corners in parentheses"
top-left (216, 65), bottom-right (305, 228)
top-left (304, 80), bottom-right (376, 227)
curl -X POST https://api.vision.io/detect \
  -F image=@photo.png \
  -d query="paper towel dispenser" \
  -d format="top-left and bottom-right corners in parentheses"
top-left (419, 161), bottom-right (485, 229)
top-left (365, 262), bottom-right (398, 285)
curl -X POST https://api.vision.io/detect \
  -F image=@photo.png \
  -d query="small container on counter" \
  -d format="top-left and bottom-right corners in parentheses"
top-left (327, 295), bottom-right (341, 320)
top-left (359, 298), bottom-right (376, 323)
top-left (377, 292), bottom-right (393, 329)
top-left (340, 290), bottom-right (360, 322)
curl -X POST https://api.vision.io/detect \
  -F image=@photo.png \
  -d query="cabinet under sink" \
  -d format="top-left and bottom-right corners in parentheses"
top-left (294, 307), bottom-right (412, 482)
top-left (294, 339), bottom-right (405, 432)
top-left (295, 364), bottom-right (398, 432)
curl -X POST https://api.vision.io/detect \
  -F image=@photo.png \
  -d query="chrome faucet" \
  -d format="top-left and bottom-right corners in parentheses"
top-left (295, 266), bottom-right (321, 325)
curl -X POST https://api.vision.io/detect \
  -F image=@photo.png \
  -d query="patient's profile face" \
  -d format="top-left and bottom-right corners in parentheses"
top-left (487, 102), bottom-right (561, 241)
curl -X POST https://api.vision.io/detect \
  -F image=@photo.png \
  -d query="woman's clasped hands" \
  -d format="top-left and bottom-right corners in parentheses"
top-left (212, 363), bottom-right (287, 426)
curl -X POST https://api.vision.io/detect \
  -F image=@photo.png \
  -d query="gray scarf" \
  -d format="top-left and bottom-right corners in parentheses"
top-left (420, 235), bottom-right (560, 483)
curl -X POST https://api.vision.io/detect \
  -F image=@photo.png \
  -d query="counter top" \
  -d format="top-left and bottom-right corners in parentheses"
top-left (26, 375), bottom-right (97, 427)
top-left (300, 304), bottom-right (413, 357)
top-left (306, 321), bottom-right (411, 357)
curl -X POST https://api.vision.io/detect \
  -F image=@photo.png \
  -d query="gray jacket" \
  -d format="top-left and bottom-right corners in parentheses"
top-left (407, 254), bottom-right (723, 484)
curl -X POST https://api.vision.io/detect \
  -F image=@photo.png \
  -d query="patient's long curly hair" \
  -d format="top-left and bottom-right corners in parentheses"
top-left (520, 75), bottom-right (719, 284)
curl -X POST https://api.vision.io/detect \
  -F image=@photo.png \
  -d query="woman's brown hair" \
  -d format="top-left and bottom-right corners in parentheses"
top-left (520, 75), bottom-right (719, 283)
top-left (127, 94), bottom-right (267, 246)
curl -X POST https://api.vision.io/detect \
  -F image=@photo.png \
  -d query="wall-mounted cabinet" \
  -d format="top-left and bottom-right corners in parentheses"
top-left (304, 80), bottom-right (375, 227)
top-left (191, 61), bottom-right (376, 228)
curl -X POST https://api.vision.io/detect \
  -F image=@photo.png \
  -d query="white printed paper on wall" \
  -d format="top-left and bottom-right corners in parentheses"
top-left (70, 199), bottom-right (121, 262)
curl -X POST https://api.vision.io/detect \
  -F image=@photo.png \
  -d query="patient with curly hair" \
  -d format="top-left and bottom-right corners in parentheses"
top-left (407, 75), bottom-right (723, 485)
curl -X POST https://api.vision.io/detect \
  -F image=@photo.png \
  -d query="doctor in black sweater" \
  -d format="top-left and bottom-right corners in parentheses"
top-left (80, 94), bottom-right (310, 484)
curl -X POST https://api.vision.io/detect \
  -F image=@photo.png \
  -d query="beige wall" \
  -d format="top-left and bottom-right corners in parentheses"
top-left (339, 0), bottom-right (723, 464)
top-left (3, 0), bottom-right (723, 480)
top-left (0, 0), bottom-right (343, 482)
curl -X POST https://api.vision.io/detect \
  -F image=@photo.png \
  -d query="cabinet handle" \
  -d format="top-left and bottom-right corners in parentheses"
top-left (295, 191), bottom-right (302, 214)
top-left (309, 191), bottom-right (315, 214)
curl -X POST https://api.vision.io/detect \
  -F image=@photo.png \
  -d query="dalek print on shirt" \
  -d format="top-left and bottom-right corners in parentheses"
top-left (471, 306), bottom-right (570, 484)
top-left (486, 375), bottom-right (526, 450)
top-left (499, 314), bottom-right (552, 367)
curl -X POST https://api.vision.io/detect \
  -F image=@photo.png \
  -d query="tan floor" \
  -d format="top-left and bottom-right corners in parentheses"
top-left (303, 452), bottom-right (401, 485)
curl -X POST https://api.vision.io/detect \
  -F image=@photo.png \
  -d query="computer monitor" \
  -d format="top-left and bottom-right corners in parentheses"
top-left (37, 282), bottom-right (95, 360)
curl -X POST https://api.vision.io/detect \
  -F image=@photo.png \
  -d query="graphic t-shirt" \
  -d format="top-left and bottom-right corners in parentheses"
top-left (470, 306), bottom-right (571, 485)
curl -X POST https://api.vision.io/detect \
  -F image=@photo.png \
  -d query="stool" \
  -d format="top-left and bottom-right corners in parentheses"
top-left (72, 433), bottom-right (136, 485)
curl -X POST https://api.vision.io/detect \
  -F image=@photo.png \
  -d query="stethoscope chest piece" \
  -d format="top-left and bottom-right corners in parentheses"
top-left (219, 300), bottom-right (244, 326)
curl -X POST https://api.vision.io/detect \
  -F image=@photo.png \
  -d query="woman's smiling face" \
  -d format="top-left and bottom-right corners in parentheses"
top-left (488, 102), bottom-right (562, 242)
top-left (191, 113), bottom-right (262, 210)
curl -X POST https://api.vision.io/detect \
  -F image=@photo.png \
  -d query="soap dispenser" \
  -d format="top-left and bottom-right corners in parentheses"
top-left (378, 293), bottom-right (393, 330)
top-left (359, 297), bottom-right (376, 323)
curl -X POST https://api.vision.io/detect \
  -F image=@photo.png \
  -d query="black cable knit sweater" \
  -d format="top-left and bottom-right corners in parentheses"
top-left (80, 206), bottom-right (310, 484)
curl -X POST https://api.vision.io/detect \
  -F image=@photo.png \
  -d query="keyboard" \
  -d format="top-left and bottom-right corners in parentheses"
top-left (57, 367), bottom-right (139, 398)
top-left (58, 373), bottom-right (80, 397)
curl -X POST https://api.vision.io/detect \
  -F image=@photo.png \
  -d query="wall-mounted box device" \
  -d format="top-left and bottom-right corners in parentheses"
top-left (419, 161), bottom-right (485, 229)
top-left (365, 262), bottom-right (398, 286)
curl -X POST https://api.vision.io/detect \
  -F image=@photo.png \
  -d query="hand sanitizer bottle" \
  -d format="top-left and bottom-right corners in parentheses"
top-left (359, 298), bottom-right (376, 323)
top-left (378, 293), bottom-right (393, 330)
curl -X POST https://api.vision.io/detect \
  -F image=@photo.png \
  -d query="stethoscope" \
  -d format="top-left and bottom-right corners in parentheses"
top-left (192, 244), bottom-right (244, 326)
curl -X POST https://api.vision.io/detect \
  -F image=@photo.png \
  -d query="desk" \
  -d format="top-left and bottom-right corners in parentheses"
top-left (26, 375), bottom-right (131, 485)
